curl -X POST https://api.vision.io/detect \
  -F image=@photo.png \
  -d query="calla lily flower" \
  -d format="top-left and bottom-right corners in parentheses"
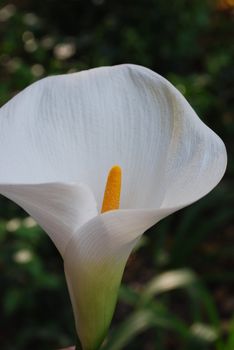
top-left (0, 64), bottom-right (226, 350)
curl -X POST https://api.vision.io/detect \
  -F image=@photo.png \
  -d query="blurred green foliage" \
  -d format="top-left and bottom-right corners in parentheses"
top-left (0, 0), bottom-right (233, 349)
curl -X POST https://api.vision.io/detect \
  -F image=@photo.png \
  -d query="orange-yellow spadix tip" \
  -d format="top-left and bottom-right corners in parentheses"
top-left (101, 165), bottom-right (122, 213)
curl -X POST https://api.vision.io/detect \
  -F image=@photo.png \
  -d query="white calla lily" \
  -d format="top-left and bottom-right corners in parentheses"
top-left (0, 64), bottom-right (226, 350)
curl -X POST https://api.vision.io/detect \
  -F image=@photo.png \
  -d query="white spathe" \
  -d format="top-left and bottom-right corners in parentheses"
top-left (0, 64), bottom-right (227, 350)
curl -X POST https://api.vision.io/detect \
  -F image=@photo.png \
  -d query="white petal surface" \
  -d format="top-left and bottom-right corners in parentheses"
top-left (0, 183), bottom-right (98, 255)
top-left (0, 64), bottom-right (226, 212)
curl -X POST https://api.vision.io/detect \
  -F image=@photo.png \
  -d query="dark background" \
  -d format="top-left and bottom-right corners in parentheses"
top-left (0, 0), bottom-right (233, 349)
